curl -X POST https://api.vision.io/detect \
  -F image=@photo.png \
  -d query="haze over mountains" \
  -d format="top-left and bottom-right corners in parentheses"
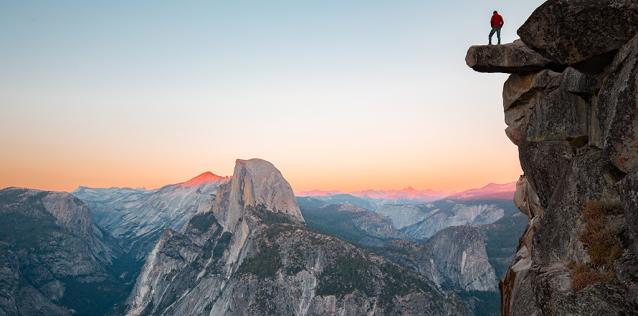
top-left (3, 0), bottom-right (638, 315)
top-left (298, 182), bottom-right (516, 203)
top-left (0, 158), bottom-right (525, 315)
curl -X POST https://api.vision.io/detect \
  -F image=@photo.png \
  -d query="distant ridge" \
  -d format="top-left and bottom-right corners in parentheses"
top-left (297, 187), bottom-right (445, 202)
top-left (298, 182), bottom-right (516, 201)
top-left (447, 182), bottom-right (516, 201)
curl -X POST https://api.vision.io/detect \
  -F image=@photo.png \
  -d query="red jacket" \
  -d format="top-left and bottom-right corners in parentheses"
top-left (491, 14), bottom-right (504, 28)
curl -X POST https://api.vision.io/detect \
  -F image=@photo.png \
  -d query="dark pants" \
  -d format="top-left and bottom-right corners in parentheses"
top-left (489, 27), bottom-right (501, 44)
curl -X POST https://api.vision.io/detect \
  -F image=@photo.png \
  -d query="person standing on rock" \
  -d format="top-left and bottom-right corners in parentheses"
top-left (489, 10), bottom-right (504, 45)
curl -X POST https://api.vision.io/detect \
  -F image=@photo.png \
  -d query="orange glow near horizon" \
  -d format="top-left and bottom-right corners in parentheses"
top-left (0, 86), bottom-right (523, 194)
top-left (0, 161), bottom-right (522, 194)
top-left (0, 1), bottom-right (539, 195)
top-left (0, 135), bottom-right (522, 194)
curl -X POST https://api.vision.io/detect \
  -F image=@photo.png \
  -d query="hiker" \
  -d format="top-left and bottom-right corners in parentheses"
top-left (489, 10), bottom-right (504, 45)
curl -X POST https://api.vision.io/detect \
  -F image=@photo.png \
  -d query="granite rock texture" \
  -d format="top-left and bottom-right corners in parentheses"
top-left (468, 2), bottom-right (638, 314)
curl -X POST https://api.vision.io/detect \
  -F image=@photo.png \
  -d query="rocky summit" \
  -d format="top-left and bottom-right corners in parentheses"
top-left (468, 1), bottom-right (638, 315)
top-left (213, 158), bottom-right (304, 232)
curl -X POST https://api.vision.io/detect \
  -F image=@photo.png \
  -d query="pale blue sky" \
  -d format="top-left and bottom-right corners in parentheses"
top-left (0, 0), bottom-right (544, 192)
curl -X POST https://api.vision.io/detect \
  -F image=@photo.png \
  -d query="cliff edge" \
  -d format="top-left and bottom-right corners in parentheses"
top-left (467, 1), bottom-right (638, 315)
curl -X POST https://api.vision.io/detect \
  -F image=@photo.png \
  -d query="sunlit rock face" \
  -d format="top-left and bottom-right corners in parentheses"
top-left (125, 159), bottom-right (469, 316)
top-left (468, 1), bottom-right (638, 315)
top-left (212, 158), bottom-right (303, 232)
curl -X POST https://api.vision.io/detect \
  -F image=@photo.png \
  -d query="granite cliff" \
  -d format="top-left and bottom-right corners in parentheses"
top-left (467, 1), bottom-right (638, 314)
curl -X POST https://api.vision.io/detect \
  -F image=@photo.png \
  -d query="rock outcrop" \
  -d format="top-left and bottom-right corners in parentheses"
top-left (468, 1), bottom-right (638, 315)
top-left (518, 0), bottom-right (638, 72)
top-left (213, 158), bottom-right (303, 231)
top-left (125, 159), bottom-right (466, 315)
top-left (466, 40), bottom-right (554, 73)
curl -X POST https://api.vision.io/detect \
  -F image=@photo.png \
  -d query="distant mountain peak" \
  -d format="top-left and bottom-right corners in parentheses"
top-left (448, 182), bottom-right (516, 200)
top-left (181, 171), bottom-right (227, 187)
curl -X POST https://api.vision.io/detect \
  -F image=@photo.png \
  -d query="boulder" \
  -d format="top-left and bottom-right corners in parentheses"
top-left (505, 126), bottom-right (525, 146)
top-left (562, 67), bottom-right (600, 97)
top-left (466, 40), bottom-right (553, 73)
top-left (503, 70), bottom-right (560, 145)
top-left (597, 34), bottom-right (638, 173)
top-left (502, 68), bottom-right (590, 145)
top-left (518, 0), bottom-right (638, 72)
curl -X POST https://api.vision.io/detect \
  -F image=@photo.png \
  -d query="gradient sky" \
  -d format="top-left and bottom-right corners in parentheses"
top-left (0, 0), bottom-right (544, 193)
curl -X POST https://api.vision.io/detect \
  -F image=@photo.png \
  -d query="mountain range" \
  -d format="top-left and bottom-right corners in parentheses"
top-left (0, 159), bottom-right (525, 315)
top-left (3, 1), bottom-right (638, 315)
top-left (298, 182), bottom-right (516, 203)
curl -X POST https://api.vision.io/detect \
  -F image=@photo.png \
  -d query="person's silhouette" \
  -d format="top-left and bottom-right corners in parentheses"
top-left (489, 11), bottom-right (504, 45)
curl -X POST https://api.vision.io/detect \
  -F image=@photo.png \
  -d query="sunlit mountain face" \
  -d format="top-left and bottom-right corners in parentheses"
top-left (179, 171), bottom-right (229, 188)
